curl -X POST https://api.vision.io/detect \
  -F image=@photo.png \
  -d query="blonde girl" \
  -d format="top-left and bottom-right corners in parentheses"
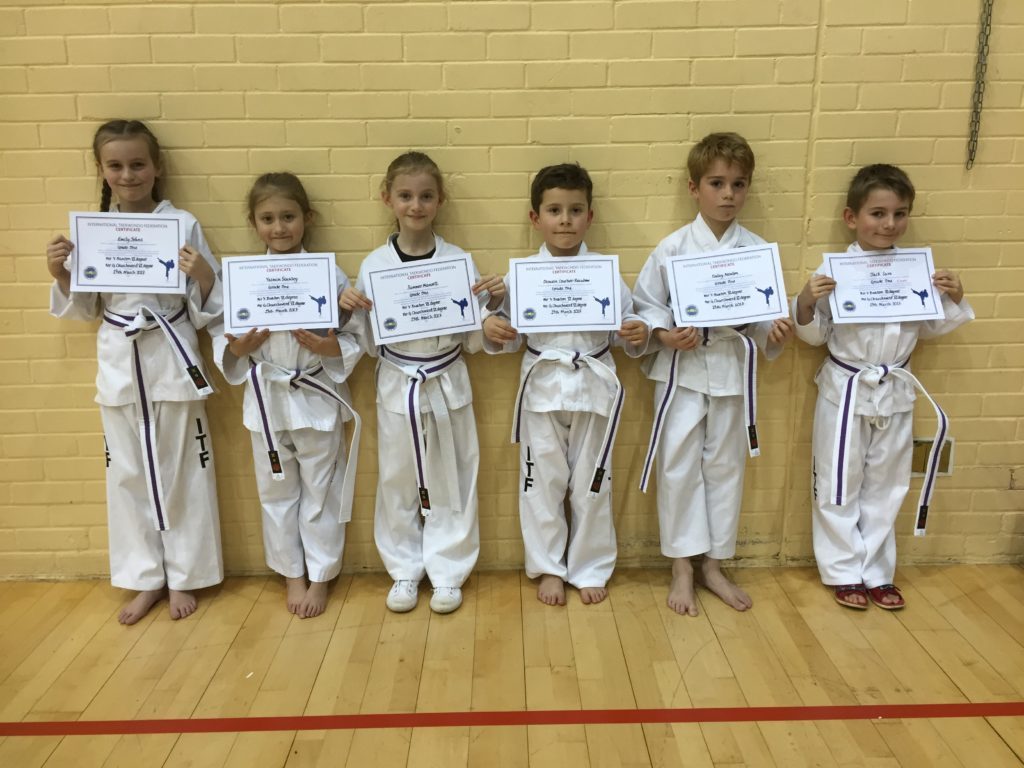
top-left (212, 172), bottom-right (361, 618)
top-left (341, 151), bottom-right (503, 614)
top-left (44, 119), bottom-right (223, 625)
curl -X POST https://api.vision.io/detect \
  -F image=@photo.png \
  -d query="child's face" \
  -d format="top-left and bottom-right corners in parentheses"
top-left (97, 137), bottom-right (160, 214)
top-left (688, 158), bottom-right (749, 238)
top-left (252, 194), bottom-right (309, 254)
top-left (383, 172), bottom-right (442, 235)
top-left (530, 187), bottom-right (593, 257)
top-left (844, 188), bottom-right (910, 251)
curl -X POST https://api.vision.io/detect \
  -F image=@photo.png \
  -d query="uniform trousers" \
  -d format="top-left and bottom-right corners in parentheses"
top-left (519, 409), bottom-right (616, 589)
top-left (102, 400), bottom-right (223, 591)
top-left (811, 397), bottom-right (912, 587)
top-left (655, 386), bottom-right (746, 560)
top-left (250, 426), bottom-right (346, 582)
top-left (374, 406), bottom-right (480, 588)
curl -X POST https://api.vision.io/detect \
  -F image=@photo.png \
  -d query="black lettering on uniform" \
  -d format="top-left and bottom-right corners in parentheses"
top-left (194, 417), bottom-right (211, 469)
top-left (104, 435), bottom-right (110, 468)
top-left (811, 458), bottom-right (817, 501)
top-left (523, 446), bottom-right (535, 492)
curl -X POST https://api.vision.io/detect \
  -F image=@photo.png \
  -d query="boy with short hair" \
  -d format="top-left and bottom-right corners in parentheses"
top-left (483, 163), bottom-right (649, 606)
top-left (633, 132), bottom-right (794, 617)
top-left (794, 163), bottom-right (972, 610)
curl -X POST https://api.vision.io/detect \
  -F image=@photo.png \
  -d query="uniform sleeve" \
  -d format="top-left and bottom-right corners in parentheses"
top-left (615, 277), bottom-right (650, 358)
top-left (209, 315), bottom-right (251, 386)
top-left (50, 279), bottom-right (101, 321)
top-left (792, 264), bottom-right (831, 347)
top-left (184, 217), bottom-right (222, 330)
top-left (745, 319), bottom-right (786, 361)
top-left (631, 248), bottom-right (675, 334)
top-left (481, 275), bottom-right (522, 355)
top-left (918, 293), bottom-right (975, 340)
top-left (323, 267), bottom-right (365, 382)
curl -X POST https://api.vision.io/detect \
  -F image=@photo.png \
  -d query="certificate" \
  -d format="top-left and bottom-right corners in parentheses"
top-left (222, 253), bottom-right (339, 335)
top-left (825, 248), bottom-right (943, 324)
top-left (364, 254), bottom-right (480, 345)
top-left (69, 211), bottom-right (187, 294)
top-left (666, 243), bottom-right (788, 328)
top-left (509, 255), bottom-right (621, 333)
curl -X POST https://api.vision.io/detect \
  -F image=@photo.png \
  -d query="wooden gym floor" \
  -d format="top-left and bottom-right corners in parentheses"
top-left (1, 564), bottom-right (1023, 767)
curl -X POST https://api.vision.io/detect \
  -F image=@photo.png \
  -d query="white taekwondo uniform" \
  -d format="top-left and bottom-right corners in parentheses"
top-left (794, 241), bottom-right (974, 587)
top-left (354, 234), bottom-right (486, 589)
top-left (632, 214), bottom-right (785, 561)
top-left (49, 200), bottom-right (224, 592)
top-left (213, 257), bottom-right (362, 583)
top-left (486, 243), bottom-right (648, 589)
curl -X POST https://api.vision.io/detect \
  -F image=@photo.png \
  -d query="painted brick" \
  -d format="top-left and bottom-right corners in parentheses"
top-left (321, 34), bottom-right (402, 63)
top-left (237, 35), bottom-right (319, 63)
top-left (652, 29), bottom-right (735, 58)
top-left (445, 62), bottom-right (524, 90)
top-left (569, 31), bottom-right (651, 59)
top-left (245, 93), bottom-right (329, 120)
top-left (279, 4), bottom-right (362, 32)
top-left (525, 62), bottom-right (606, 90)
top-left (533, 1), bottom-right (614, 31)
top-left (360, 63), bottom-right (443, 92)
top-left (449, 2), bottom-right (530, 31)
top-left (25, 7), bottom-right (109, 35)
top-left (736, 27), bottom-right (817, 56)
top-left (826, 0), bottom-right (908, 25)
top-left (364, 3), bottom-right (447, 33)
top-left (616, 1), bottom-right (697, 29)
top-left (110, 64), bottom-right (195, 92)
top-left (109, 6), bottom-right (194, 34)
top-left (329, 92), bottom-right (408, 120)
top-left (405, 33), bottom-right (486, 62)
top-left (609, 60), bottom-right (690, 87)
top-left (152, 35), bottom-right (234, 63)
top-left (0, 37), bottom-right (66, 65)
top-left (490, 32), bottom-right (568, 61)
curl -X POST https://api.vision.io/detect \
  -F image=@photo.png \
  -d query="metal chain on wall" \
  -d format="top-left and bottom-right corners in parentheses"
top-left (966, 0), bottom-right (995, 169)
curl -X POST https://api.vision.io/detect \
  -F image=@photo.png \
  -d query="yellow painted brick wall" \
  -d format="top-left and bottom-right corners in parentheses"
top-left (1, 0), bottom-right (1021, 579)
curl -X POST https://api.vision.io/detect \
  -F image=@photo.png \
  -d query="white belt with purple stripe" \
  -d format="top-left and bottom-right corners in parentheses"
top-left (247, 360), bottom-right (361, 523)
top-left (639, 328), bottom-right (759, 492)
top-left (827, 354), bottom-right (947, 536)
top-left (512, 343), bottom-right (624, 496)
top-left (380, 344), bottom-right (463, 515)
top-left (103, 305), bottom-right (213, 531)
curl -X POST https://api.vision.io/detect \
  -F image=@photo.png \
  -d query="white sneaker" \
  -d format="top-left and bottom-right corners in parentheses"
top-left (386, 580), bottom-right (419, 612)
top-left (430, 586), bottom-right (463, 614)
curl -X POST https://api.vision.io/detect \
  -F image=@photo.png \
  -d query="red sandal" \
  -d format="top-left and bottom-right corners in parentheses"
top-left (867, 584), bottom-right (905, 610)
top-left (832, 583), bottom-right (869, 610)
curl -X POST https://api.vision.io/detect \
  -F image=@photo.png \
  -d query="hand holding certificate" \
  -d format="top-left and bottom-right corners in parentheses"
top-left (69, 211), bottom-right (187, 294)
top-left (509, 255), bottom-right (622, 333)
top-left (666, 244), bottom-right (788, 328)
top-left (363, 254), bottom-right (480, 345)
top-left (825, 248), bottom-right (943, 324)
top-left (222, 253), bottom-right (339, 335)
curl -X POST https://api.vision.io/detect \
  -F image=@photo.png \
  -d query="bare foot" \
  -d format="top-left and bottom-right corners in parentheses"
top-left (300, 581), bottom-right (328, 619)
top-left (118, 588), bottom-right (163, 625)
top-left (286, 576), bottom-right (308, 615)
top-left (700, 557), bottom-right (752, 612)
top-left (579, 586), bottom-right (608, 605)
top-left (668, 557), bottom-right (699, 616)
top-left (537, 574), bottom-right (566, 606)
top-left (168, 589), bottom-right (197, 620)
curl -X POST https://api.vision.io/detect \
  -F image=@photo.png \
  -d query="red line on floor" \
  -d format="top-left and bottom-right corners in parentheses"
top-left (3, 702), bottom-right (1024, 737)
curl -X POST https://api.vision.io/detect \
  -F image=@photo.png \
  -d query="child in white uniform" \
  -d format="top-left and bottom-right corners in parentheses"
top-left (484, 164), bottom-right (649, 607)
top-left (341, 152), bottom-right (504, 614)
top-left (213, 173), bottom-right (362, 619)
top-left (45, 119), bottom-right (223, 625)
top-left (633, 133), bottom-right (794, 617)
top-left (795, 164), bottom-right (972, 610)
